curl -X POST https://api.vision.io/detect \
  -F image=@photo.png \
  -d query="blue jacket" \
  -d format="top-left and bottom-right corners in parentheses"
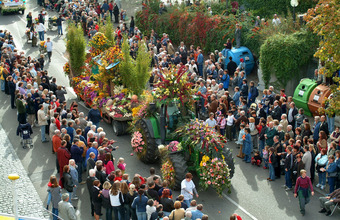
top-left (66, 127), bottom-right (75, 143)
top-left (242, 133), bottom-right (252, 155)
top-left (85, 147), bottom-right (98, 166)
top-left (240, 83), bottom-right (248, 98)
top-left (197, 54), bottom-right (204, 65)
top-left (233, 91), bottom-right (240, 106)
top-left (131, 195), bottom-right (148, 212)
top-left (313, 121), bottom-right (321, 141)
top-left (249, 86), bottom-right (257, 101)
top-left (70, 144), bottom-right (84, 164)
top-left (221, 74), bottom-right (230, 89)
top-left (326, 162), bottom-right (337, 174)
top-left (88, 109), bottom-right (102, 124)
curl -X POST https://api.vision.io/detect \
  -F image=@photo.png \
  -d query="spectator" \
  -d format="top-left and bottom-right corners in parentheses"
top-left (58, 193), bottom-right (77, 220)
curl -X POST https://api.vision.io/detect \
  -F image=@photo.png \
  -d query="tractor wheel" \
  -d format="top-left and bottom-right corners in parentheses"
top-left (222, 147), bottom-right (235, 179)
top-left (168, 152), bottom-right (188, 190)
top-left (112, 120), bottom-right (124, 136)
top-left (136, 119), bottom-right (158, 164)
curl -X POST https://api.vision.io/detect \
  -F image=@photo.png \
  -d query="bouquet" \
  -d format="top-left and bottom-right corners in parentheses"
top-left (131, 131), bottom-right (145, 153)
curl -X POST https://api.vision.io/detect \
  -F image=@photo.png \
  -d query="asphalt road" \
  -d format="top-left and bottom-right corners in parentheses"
top-left (1, 1), bottom-right (339, 220)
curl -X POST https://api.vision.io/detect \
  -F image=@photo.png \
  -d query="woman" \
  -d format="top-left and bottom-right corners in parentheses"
top-left (317, 131), bottom-right (328, 152)
top-left (63, 134), bottom-right (72, 152)
top-left (47, 175), bottom-right (61, 220)
top-left (169, 201), bottom-right (185, 220)
top-left (309, 144), bottom-right (317, 183)
top-left (92, 180), bottom-right (102, 220)
top-left (131, 176), bottom-right (141, 190)
top-left (126, 184), bottom-right (138, 220)
top-left (242, 128), bottom-right (252, 163)
top-left (315, 149), bottom-right (328, 190)
top-left (268, 147), bottom-right (276, 181)
top-left (180, 173), bottom-right (199, 208)
top-left (326, 155), bottom-right (337, 193)
top-left (294, 108), bottom-right (305, 128)
top-left (330, 127), bottom-right (340, 145)
top-left (104, 152), bottom-right (115, 175)
top-left (160, 189), bottom-right (174, 216)
top-left (131, 189), bottom-right (148, 220)
top-left (335, 150), bottom-right (340, 189)
top-left (101, 181), bottom-right (112, 220)
top-left (62, 165), bottom-right (74, 201)
top-left (302, 123), bottom-right (313, 138)
top-left (328, 142), bottom-right (337, 157)
top-left (55, 86), bottom-right (67, 103)
top-left (294, 169), bottom-right (314, 216)
top-left (109, 182), bottom-right (125, 220)
top-left (26, 93), bottom-right (36, 126)
top-left (120, 181), bottom-right (130, 220)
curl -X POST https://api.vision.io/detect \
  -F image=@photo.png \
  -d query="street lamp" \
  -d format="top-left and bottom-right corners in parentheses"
top-left (8, 174), bottom-right (20, 220)
top-left (290, 0), bottom-right (299, 23)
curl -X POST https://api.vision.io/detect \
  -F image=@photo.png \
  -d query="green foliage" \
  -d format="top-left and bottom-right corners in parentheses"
top-left (98, 18), bottom-right (115, 46)
top-left (66, 24), bottom-right (86, 77)
top-left (237, 0), bottom-right (317, 18)
top-left (120, 37), bottom-right (151, 96)
top-left (259, 29), bottom-right (318, 88)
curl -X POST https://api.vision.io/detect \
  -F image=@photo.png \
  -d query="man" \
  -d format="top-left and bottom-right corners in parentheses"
top-left (240, 79), bottom-right (248, 100)
top-left (191, 204), bottom-right (204, 220)
top-left (227, 56), bottom-right (237, 76)
top-left (319, 188), bottom-right (340, 216)
top-left (271, 100), bottom-right (282, 120)
top-left (207, 94), bottom-right (218, 115)
top-left (319, 115), bottom-right (329, 136)
top-left (197, 50), bottom-right (204, 76)
top-left (56, 15), bottom-right (64, 36)
top-left (302, 145), bottom-right (312, 177)
top-left (146, 182), bottom-right (160, 201)
top-left (70, 139), bottom-right (84, 183)
top-left (272, 14), bottom-right (281, 26)
top-left (87, 169), bottom-right (98, 217)
top-left (279, 114), bottom-right (288, 132)
top-left (248, 81), bottom-right (258, 106)
top-left (38, 104), bottom-right (48, 142)
top-left (52, 129), bottom-right (62, 154)
top-left (265, 122), bottom-right (277, 147)
top-left (279, 146), bottom-right (294, 190)
top-left (44, 38), bottom-right (53, 62)
top-left (57, 140), bottom-right (71, 184)
top-left (288, 102), bottom-right (298, 128)
top-left (147, 167), bottom-right (162, 184)
top-left (66, 122), bottom-right (76, 143)
top-left (16, 94), bottom-right (27, 124)
top-left (58, 193), bottom-right (77, 220)
top-left (86, 152), bottom-right (96, 176)
top-left (78, 112), bottom-right (88, 130)
top-left (257, 102), bottom-right (267, 119)
top-left (313, 116), bottom-right (321, 143)
top-left (232, 87), bottom-right (240, 106)
top-left (35, 21), bottom-right (46, 41)
top-left (86, 141), bottom-right (99, 166)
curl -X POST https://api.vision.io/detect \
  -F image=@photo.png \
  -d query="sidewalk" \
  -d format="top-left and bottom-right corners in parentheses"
top-left (0, 124), bottom-right (48, 219)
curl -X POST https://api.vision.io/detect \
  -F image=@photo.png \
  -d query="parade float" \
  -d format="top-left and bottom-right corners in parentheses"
top-left (130, 66), bottom-right (235, 195)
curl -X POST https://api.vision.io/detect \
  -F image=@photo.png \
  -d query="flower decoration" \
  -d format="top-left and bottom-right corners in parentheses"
top-left (63, 62), bottom-right (70, 75)
top-left (161, 159), bottom-right (176, 189)
top-left (175, 119), bottom-right (227, 158)
top-left (131, 131), bottom-right (145, 153)
top-left (199, 157), bottom-right (231, 196)
top-left (168, 141), bottom-right (182, 152)
top-left (89, 32), bottom-right (110, 57)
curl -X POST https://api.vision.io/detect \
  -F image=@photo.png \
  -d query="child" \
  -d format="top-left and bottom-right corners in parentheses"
top-left (251, 151), bottom-right (262, 166)
top-left (217, 113), bottom-right (226, 136)
top-left (262, 146), bottom-right (269, 169)
top-left (236, 124), bottom-right (245, 158)
top-left (146, 199), bottom-right (156, 220)
top-left (117, 157), bottom-right (126, 174)
top-left (114, 169), bottom-right (123, 182)
top-left (121, 173), bottom-right (130, 185)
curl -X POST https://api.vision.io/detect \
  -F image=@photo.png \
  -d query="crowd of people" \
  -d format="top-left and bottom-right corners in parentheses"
top-left (2, 0), bottom-right (340, 219)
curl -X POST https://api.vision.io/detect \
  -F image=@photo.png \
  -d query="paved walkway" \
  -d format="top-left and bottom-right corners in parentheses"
top-left (0, 124), bottom-right (48, 219)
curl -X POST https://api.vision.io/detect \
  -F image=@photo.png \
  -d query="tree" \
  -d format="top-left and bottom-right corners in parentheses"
top-left (120, 37), bottom-right (151, 96)
top-left (304, 0), bottom-right (340, 115)
top-left (66, 24), bottom-right (86, 78)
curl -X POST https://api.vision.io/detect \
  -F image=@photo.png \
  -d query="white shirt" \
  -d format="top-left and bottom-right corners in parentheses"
top-left (205, 118), bottom-right (217, 128)
top-left (45, 41), bottom-right (53, 52)
top-left (181, 179), bottom-right (195, 200)
top-left (36, 23), bottom-right (46, 32)
top-left (109, 191), bottom-right (122, 207)
top-left (272, 18), bottom-right (281, 26)
top-left (227, 115), bottom-right (235, 126)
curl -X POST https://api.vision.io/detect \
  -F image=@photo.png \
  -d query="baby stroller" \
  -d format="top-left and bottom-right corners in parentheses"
top-left (16, 123), bottom-right (33, 149)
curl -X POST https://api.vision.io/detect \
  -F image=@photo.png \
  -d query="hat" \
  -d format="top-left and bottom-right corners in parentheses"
top-left (240, 58), bottom-right (244, 62)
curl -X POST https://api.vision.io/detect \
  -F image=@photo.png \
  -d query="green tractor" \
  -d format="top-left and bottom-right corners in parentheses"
top-left (132, 100), bottom-right (235, 191)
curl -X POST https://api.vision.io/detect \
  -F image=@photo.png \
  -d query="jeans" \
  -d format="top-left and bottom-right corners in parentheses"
top-left (263, 158), bottom-right (268, 168)
top-left (285, 169), bottom-right (292, 188)
top-left (41, 125), bottom-right (46, 141)
top-left (327, 115), bottom-right (335, 134)
top-left (328, 177), bottom-right (336, 194)
top-left (57, 25), bottom-right (63, 35)
top-left (269, 164), bottom-right (275, 180)
top-left (106, 207), bottom-right (112, 220)
top-left (124, 204), bottom-right (130, 220)
top-left (47, 51), bottom-right (52, 61)
top-left (198, 64), bottom-right (203, 76)
top-left (0, 79), bottom-right (4, 91)
top-left (244, 154), bottom-right (251, 163)
top-left (259, 139), bottom-right (265, 157)
top-left (112, 206), bottom-right (125, 220)
top-left (76, 161), bottom-right (82, 182)
top-left (52, 208), bottom-right (59, 220)
top-left (298, 190), bottom-right (310, 212)
top-left (68, 192), bottom-right (72, 203)
top-left (318, 172), bottom-right (326, 186)
top-left (38, 31), bottom-right (44, 41)
top-left (200, 97), bottom-right (206, 113)
top-left (183, 199), bottom-right (191, 208)
top-left (136, 211), bottom-right (147, 220)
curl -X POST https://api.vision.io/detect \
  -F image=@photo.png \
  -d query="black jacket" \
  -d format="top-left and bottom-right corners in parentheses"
top-left (95, 170), bottom-right (107, 185)
top-left (86, 176), bottom-right (97, 197)
top-left (287, 107), bottom-right (298, 124)
top-left (320, 122), bottom-right (329, 136)
top-left (92, 186), bottom-right (102, 203)
top-left (283, 153), bottom-right (294, 170)
top-left (227, 60), bottom-right (237, 75)
top-left (63, 172), bottom-right (74, 192)
top-left (271, 106), bottom-right (282, 120)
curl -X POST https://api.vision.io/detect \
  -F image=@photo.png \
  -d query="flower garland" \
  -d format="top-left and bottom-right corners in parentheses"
top-left (199, 157), bottom-right (231, 196)
top-left (63, 62), bottom-right (70, 75)
top-left (161, 159), bottom-right (176, 189)
top-left (131, 131), bottom-right (145, 153)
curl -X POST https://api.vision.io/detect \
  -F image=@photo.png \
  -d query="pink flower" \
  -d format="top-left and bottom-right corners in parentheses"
top-left (207, 181), bottom-right (211, 185)
top-left (203, 162), bottom-right (206, 166)
top-left (209, 169), bottom-right (213, 172)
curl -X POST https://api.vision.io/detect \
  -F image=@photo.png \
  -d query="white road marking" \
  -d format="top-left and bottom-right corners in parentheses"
top-left (222, 192), bottom-right (258, 220)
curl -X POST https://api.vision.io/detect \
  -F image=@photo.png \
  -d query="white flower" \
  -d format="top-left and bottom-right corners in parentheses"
top-left (158, 145), bottom-right (165, 150)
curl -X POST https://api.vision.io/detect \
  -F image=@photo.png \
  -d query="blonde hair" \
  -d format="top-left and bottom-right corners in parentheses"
top-left (103, 181), bottom-right (112, 190)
